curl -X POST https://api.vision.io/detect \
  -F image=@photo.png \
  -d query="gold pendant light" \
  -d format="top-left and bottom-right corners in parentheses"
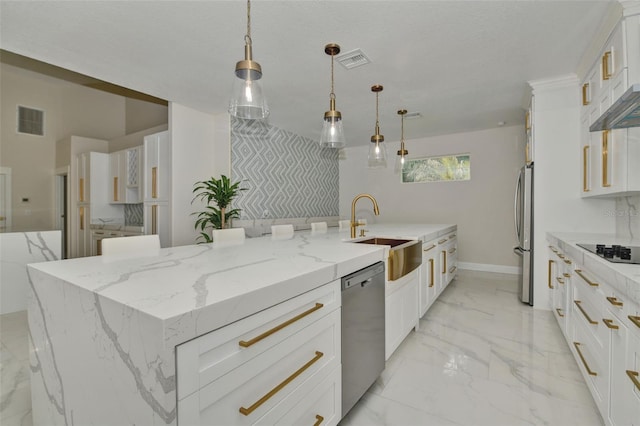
top-left (319, 43), bottom-right (346, 149)
top-left (394, 109), bottom-right (409, 174)
top-left (367, 85), bottom-right (387, 168)
top-left (229, 0), bottom-right (269, 120)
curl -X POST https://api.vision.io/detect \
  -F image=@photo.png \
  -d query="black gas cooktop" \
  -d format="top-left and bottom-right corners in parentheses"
top-left (577, 243), bottom-right (640, 265)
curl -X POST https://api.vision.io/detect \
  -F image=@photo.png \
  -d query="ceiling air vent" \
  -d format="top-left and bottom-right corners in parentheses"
top-left (404, 112), bottom-right (423, 120)
top-left (17, 105), bottom-right (44, 136)
top-left (336, 49), bottom-right (370, 70)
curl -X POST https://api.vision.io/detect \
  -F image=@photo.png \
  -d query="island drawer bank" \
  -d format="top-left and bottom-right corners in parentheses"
top-left (26, 224), bottom-right (455, 425)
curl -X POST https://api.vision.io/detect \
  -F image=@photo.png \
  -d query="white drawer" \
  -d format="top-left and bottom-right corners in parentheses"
top-left (177, 309), bottom-right (340, 426)
top-left (177, 280), bottom-right (340, 400)
top-left (572, 283), bottom-right (607, 354)
top-left (572, 317), bottom-right (609, 412)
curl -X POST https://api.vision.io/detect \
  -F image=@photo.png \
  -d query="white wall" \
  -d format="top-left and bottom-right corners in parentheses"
top-left (530, 75), bottom-right (615, 310)
top-left (340, 125), bottom-right (524, 270)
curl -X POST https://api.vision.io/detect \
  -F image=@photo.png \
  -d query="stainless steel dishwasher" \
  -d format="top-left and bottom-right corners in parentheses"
top-left (341, 261), bottom-right (385, 418)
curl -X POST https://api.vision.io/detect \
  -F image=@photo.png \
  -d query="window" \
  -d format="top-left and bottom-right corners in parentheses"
top-left (402, 154), bottom-right (470, 183)
top-left (17, 105), bottom-right (45, 136)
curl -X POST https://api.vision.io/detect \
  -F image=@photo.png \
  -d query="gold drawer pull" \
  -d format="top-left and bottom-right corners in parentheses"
top-left (556, 277), bottom-right (565, 285)
top-left (113, 177), bottom-right (119, 201)
top-left (442, 251), bottom-right (447, 273)
top-left (573, 342), bottom-right (597, 376)
top-left (583, 146), bottom-right (590, 192)
top-left (628, 315), bottom-right (640, 329)
top-left (582, 83), bottom-right (590, 105)
top-left (606, 296), bottom-right (623, 307)
top-left (548, 260), bottom-right (555, 289)
top-left (449, 234), bottom-right (456, 239)
top-left (549, 246), bottom-right (558, 253)
top-left (151, 166), bottom-right (158, 198)
top-left (557, 253), bottom-right (565, 259)
top-left (563, 273), bottom-right (571, 278)
top-left (429, 258), bottom-right (434, 287)
top-left (574, 300), bottom-right (598, 325)
top-left (575, 270), bottom-right (598, 287)
top-left (438, 238), bottom-right (447, 244)
top-left (448, 247), bottom-right (456, 254)
top-left (449, 266), bottom-right (457, 274)
top-left (423, 244), bottom-right (436, 252)
top-left (602, 130), bottom-right (610, 187)
top-left (239, 303), bottom-right (324, 348)
top-left (239, 351), bottom-right (324, 416)
top-left (556, 308), bottom-right (564, 318)
top-left (79, 178), bottom-right (84, 202)
top-left (627, 370), bottom-right (640, 391)
top-left (151, 205), bottom-right (158, 235)
top-left (602, 51), bottom-right (612, 80)
top-left (603, 318), bottom-right (619, 330)
top-left (79, 206), bottom-right (85, 231)
top-left (564, 259), bottom-right (572, 265)
top-left (314, 414), bottom-right (324, 426)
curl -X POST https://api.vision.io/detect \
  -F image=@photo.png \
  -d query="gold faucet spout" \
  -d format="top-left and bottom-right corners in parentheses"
top-left (350, 193), bottom-right (380, 238)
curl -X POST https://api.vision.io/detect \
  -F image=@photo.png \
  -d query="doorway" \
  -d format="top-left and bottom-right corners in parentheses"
top-left (55, 168), bottom-right (68, 258)
top-left (0, 167), bottom-right (12, 233)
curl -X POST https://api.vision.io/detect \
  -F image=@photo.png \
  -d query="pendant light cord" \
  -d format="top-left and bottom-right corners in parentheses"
top-left (245, 0), bottom-right (252, 46)
top-left (375, 92), bottom-right (380, 128)
top-left (330, 53), bottom-right (336, 101)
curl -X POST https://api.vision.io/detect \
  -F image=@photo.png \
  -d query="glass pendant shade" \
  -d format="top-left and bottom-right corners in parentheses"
top-left (394, 109), bottom-right (409, 174)
top-left (368, 140), bottom-right (388, 168)
top-left (320, 114), bottom-right (346, 148)
top-left (394, 149), bottom-right (407, 174)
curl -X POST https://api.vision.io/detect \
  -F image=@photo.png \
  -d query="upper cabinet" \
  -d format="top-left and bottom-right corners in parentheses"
top-left (581, 10), bottom-right (640, 198)
top-left (143, 131), bottom-right (170, 202)
top-left (109, 146), bottom-right (143, 204)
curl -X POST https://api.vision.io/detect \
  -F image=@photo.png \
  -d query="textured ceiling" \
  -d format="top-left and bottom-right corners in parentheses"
top-left (0, 1), bottom-right (615, 145)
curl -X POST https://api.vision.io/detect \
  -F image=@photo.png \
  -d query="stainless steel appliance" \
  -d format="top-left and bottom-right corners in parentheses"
top-left (341, 261), bottom-right (385, 417)
top-left (577, 243), bottom-right (640, 264)
top-left (513, 165), bottom-right (534, 305)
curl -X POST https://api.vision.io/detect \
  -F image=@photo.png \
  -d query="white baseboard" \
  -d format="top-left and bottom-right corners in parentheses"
top-left (457, 262), bottom-right (521, 275)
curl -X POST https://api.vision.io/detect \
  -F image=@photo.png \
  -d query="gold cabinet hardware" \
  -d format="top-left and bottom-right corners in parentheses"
top-left (606, 296), bottom-right (623, 307)
top-left (113, 177), bottom-right (119, 201)
top-left (525, 141), bottom-right (531, 164)
top-left (549, 245), bottom-right (558, 253)
top-left (602, 51), bottom-right (612, 80)
top-left (575, 269), bottom-right (599, 287)
top-left (583, 146), bottom-right (590, 192)
top-left (556, 308), bottom-right (564, 318)
top-left (151, 166), bottom-right (158, 198)
top-left (79, 207), bottom-right (84, 231)
top-left (627, 370), bottom-right (640, 391)
top-left (79, 178), bottom-right (84, 202)
top-left (564, 259), bottom-right (572, 265)
top-left (314, 414), bottom-right (324, 426)
top-left (548, 260), bottom-right (555, 289)
top-left (563, 272), bottom-right (571, 278)
top-left (582, 83), bottom-right (590, 105)
top-left (574, 300), bottom-right (598, 325)
top-left (525, 111), bottom-right (531, 130)
top-left (388, 254), bottom-right (394, 281)
top-left (0, 216), bottom-right (5, 221)
top-left (449, 234), bottom-right (456, 239)
top-left (628, 315), bottom-right (640, 329)
top-left (602, 130), bottom-right (610, 187)
top-left (239, 303), bottom-right (324, 348)
top-left (423, 244), bottom-right (436, 252)
top-left (449, 266), bottom-right (457, 274)
top-left (573, 342), bottom-right (597, 376)
top-left (97, 239), bottom-right (102, 256)
top-left (603, 318), bottom-right (619, 330)
top-left (151, 205), bottom-right (158, 235)
top-left (429, 258), bottom-right (434, 287)
top-left (438, 238), bottom-right (447, 244)
top-left (239, 351), bottom-right (324, 416)
top-left (557, 253), bottom-right (565, 259)
top-left (442, 251), bottom-right (447, 274)
top-left (448, 247), bottom-right (456, 254)
top-left (556, 277), bottom-right (565, 285)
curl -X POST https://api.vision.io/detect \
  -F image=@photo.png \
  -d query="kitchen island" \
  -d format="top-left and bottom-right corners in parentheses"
top-left (27, 223), bottom-right (455, 425)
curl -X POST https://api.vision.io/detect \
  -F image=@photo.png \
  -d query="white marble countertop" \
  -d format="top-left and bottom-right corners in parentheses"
top-left (547, 232), bottom-right (640, 305)
top-left (28, 224), bottom-right (454, 348)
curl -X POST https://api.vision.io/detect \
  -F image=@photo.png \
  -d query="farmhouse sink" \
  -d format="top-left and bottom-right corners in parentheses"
top-left (354, 237), bottom-right (422, 281)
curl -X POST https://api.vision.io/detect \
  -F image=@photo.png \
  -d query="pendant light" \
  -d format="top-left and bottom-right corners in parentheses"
top-left (319, 43), bottom-right (346, 149)
top-left (228, 0), bottom-right (269, 120)
top-left (367, 85), bottom-right (387, 168)
top-left (394, 109), bottom-right (409, 174)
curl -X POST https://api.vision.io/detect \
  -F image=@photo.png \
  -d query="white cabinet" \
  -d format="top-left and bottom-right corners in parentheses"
top-left (419, 238), bottom-right (439, 317)
top-left (438, 231), bottom-right (457, 289)
top-left (75, 205), bottom-right (90, 257)
top-left (109, 146), bottom-right (143, 204)
top-left (548, 245), bottom-right (571, 336)
top-left (385, 269), bottom-right (419, 360)
top-left (76, 152), bottom-right (89, 203)
top-left (143, 131), bottom-right (170, 202)
top-left (143, 201), bottom-right (170, 248)
top-left (176, 280), bottom-right (341, 426)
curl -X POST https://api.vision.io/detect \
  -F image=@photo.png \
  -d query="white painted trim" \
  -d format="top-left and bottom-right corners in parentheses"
top-left (458, 261), bottom-right (520, 275)
top-left (528, 74), bottom-right (578, 92)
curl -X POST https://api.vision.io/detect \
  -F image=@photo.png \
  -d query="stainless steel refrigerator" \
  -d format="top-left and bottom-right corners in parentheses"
top-left (513, 165), bottom-right (533, 305)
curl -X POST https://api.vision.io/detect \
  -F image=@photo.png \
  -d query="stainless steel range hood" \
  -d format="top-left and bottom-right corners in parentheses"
top-left (590, 84), bottom-right (640, 131)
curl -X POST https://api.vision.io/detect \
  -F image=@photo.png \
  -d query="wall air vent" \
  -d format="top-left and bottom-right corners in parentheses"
top-left (336, 49), bottom-right (370, 70)
top-left (17, 105), bottom-right (44, 136)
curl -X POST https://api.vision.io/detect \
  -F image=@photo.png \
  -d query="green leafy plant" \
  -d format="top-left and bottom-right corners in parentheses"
top-left (192, 175), bottom-right (247, 243)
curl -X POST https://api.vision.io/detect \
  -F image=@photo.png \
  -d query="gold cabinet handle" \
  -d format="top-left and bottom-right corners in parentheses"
top-left (151, 205), bottom-right (158, 235)
top-left (583, 146), bottom-right (590, 192)
top-left (442, 251), bottom-right (447, 274)
top-left (79, 206), bottom-right (84, 231)
top-left (574, 300), bottom-right (598, 325)
top-left (556, 277), bottom-right (565, 285)
top-left (602, 51), bottom-right (612, 80)
top-left (449, 234), bottom-right (456, 239)
top-left (525, 111), bottom-right (531, 130)
top-left (429, 258), bottom-right (434, 287)
top-left (449, 266), bottom-right (457, 274)
top-left (239, 351), bottom-right (324, 416)
top-left (525, 140), bottom-right (531, 164)
top-left (423, 244), bottom-right (436, 252)
top-left (563, 272), bottom-right (571, 278)
top-left (627, 370), bottom-right (640, 391)
top-left (113, 177), bottom-right (119, 201)
top-left (582, 83), bottom-right (590, 105)
top-left (575, 269), bottom-right (599, 287)
top-left (602, 130), bottom-right (610, 187)
top-left (549, 245), bottom-right (558, 253)
top-left (438, 238), bottom-right (447, 244)
top-left (239, 303), bottom-right (324, 348)
top-left (548, 260), bottom-right (555, 289)
top-left (79, 178), bottom-right (84, 202)
top-left (628, 315), bottom-right (640, 329)
top-left (557, 253), bottom-right (565, 259)
top-left (314, 414), bottom-right (324, 426)
top-left (151, 166), bottom-right (158, 198)
top-left (573, 342), bottom-right (597, 376)
top-left (448, 247), bottom-right (456, 254)
top-left (564, 259), bottom-right (572, 265)
top-left (603, 318), bottom-right (619, 330)
top-left (606, 296), bottom-right (623, 307)
top-left (556, 308), bottom-right (564, 318)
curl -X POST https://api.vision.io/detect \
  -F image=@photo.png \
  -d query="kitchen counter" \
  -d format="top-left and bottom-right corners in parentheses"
top-left (27, 223), bottom-right (454, 425)
top-left (547, 232), bottom-right (640, 304)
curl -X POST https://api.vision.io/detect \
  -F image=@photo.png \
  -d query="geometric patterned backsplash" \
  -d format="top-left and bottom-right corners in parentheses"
top-left (124, 203), bottom-right (144, 226)
top-left (231, 117), bottom-right (339, 220)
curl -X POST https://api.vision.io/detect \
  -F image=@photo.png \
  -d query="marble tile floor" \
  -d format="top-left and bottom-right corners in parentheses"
top-left (0, 270), bottom-right (602, 426)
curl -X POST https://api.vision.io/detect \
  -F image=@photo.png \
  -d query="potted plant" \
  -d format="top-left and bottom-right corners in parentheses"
top-left (192, 175), bottom-right (247, 243)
